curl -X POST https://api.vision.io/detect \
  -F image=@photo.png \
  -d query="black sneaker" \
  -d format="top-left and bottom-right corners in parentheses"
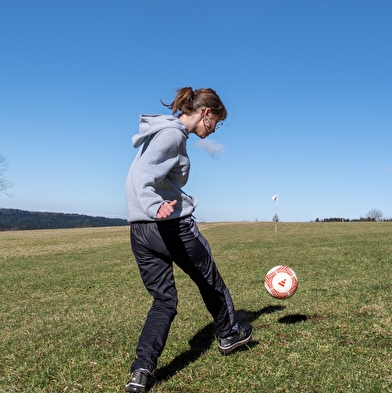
top-left (218, 323), bottom-right (253, 354)
top-left (125, 368), bottom-right (151, 393)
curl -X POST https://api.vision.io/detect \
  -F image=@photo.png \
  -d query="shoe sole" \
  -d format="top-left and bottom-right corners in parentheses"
top-left (125, 384), bottom-right (146, 393)
top-left (218, 331), bottom-right (253, 354)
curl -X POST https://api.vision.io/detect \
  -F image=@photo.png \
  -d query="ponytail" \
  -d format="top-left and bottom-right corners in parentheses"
top-left (161, 87), bottom-right (227, 120)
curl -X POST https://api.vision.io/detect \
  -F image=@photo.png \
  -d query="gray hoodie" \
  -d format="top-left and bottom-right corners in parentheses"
top-left (125, 114), bottom-right (198, 222)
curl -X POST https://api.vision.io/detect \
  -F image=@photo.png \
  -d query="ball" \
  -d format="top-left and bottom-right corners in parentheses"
top-left (264, 265), bottom-right (298, 299)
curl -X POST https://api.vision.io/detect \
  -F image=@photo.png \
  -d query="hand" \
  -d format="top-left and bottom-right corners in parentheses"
top-left (156, 200), bottom-right (177, 219)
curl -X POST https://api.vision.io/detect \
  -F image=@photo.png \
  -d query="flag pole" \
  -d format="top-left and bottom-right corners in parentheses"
top-left (272, 195), bottom-right (279, 232)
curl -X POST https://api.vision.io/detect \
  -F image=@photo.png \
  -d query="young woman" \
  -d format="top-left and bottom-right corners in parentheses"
top-left (124, 87), bottom-right (252, 393)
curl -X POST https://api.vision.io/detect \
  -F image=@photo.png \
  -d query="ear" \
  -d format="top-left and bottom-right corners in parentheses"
top-left (202, 108), bottom-right (211, 117)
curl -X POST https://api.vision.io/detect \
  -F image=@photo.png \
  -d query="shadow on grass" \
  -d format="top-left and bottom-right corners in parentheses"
top-left (153, 305), bottom-right (284, 385)
top-left (278, 314), bottom-right (308, 324)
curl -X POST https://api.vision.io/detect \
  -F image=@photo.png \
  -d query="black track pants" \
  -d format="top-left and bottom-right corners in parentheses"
top-left (129, 215), bottom-right (236, 372)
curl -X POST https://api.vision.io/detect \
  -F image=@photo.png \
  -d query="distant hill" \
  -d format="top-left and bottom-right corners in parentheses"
top-left (0, 208), bottom-right (128, 231)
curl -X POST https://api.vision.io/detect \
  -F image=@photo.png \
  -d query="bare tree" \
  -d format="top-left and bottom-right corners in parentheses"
top-left (0, 153), bottom-right (13, 197)
top-left (366, 209), bottom-right (384, 222)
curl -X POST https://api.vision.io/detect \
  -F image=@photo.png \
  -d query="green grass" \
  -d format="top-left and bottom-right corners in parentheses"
top-left (1, 223), bottom-right (391, 392)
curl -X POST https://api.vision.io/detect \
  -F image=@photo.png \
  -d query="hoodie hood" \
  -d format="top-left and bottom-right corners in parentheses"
top-left (132, 114), bottom-right (189, 148)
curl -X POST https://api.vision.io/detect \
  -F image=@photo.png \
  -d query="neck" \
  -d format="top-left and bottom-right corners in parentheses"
top-left (179, 113), bottom-right (200, 133)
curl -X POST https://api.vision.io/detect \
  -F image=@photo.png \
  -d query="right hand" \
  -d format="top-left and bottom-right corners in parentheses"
top-left (156, 200), bottom-right (177, 219)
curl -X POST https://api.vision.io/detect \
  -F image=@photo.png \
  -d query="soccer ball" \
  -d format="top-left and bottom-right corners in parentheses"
top-left (264, 265), bottom-right (298, 299)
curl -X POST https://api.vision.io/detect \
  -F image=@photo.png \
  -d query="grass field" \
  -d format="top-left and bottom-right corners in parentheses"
top-left (1, 222), bottom-right (391, 392)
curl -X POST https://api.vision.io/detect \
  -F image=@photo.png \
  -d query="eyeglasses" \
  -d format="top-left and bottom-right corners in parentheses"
top-left (202, 109), bottom-right (224, 131)
top-left (215, 120), bottom-right (224, 130)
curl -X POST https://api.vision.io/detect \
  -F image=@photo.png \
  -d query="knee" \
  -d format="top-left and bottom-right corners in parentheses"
top-left (152, 298), bottom-right (178, 320)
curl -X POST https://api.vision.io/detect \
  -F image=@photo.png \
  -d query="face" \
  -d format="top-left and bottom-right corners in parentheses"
top-left (196, 108), bottom-right (224, 139)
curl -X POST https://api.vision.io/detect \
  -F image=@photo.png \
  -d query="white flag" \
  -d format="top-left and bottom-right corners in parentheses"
top-left (272, 195), bottom-right (278, 201)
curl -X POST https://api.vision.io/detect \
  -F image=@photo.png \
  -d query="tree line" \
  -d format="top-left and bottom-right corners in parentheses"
top-left (315, 209), bottom-right (390, 223)
top-left (0, 209), bottom-right (128, 231)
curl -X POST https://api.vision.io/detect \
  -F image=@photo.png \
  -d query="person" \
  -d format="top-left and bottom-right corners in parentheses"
top-left (124, 87), bottom-right (252, 393)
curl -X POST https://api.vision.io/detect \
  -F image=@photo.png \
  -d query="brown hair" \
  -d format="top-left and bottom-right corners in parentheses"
top-left (161, 87), bottom-right (227, 120)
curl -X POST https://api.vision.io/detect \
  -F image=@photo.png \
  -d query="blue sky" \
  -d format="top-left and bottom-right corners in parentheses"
top-left (1, 0), bottom-right (391, 222)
